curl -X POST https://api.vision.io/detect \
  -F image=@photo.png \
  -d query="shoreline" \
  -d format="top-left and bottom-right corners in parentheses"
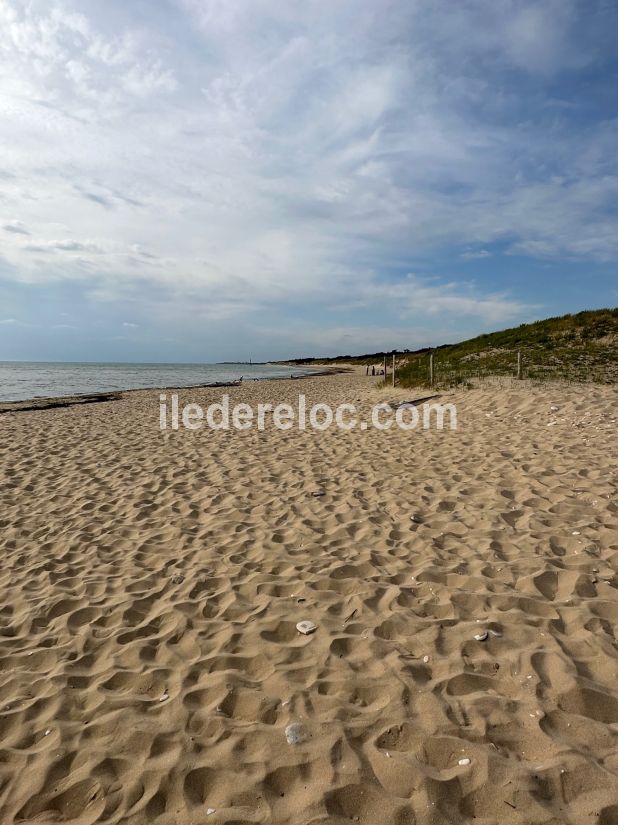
top-left (0, 365), bottom-right (351, 414)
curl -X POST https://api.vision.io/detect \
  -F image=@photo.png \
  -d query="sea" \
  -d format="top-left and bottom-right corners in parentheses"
top-left (0, 361), bottom-right (312, 403)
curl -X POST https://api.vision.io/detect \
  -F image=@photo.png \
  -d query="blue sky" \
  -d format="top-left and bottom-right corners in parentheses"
top-left (0, 0), bottom-right (617, 362)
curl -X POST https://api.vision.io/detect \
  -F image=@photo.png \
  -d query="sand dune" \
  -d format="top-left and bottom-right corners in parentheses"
top-left (0, 372), bottom-right (617, 824)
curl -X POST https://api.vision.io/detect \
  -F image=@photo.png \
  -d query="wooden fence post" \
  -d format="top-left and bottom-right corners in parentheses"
top-left (429, 353), bottom-right (434, 386)
top-left (517, 350), bottom-right (522, 380)
top-left (392, 354), bottom-right (395, 387)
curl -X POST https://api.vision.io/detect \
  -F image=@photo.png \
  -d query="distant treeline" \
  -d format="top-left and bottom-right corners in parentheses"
top-left (281, 350), bottom-right (408, 365)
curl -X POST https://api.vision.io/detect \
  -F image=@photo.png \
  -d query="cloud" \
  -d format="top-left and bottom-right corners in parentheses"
top-left (0, 0), bottom-right (616, 356)
top-left (356, 275), bottom-right (535, 325)
top-left (122, 321), bottom-right (138, 328)
top-left (129, 244), bottom-right (158, 260)
top-left (3, 220), bottom-right (30, 235)
top-left (24, 239), bottom-right (104, 253)
top-left (0, 317), bottom-right (19, 324)
top-left (0, 2), bottom-right (176, 111)
top-left (82, 192), bottom-right (114, 210)
top-left (461, 249), bottom-right (492, 260)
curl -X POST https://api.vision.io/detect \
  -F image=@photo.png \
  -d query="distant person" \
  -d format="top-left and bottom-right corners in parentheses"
top-left (366, 366), bottom-right (369, 375)
top-left (371, 366), bottom-right (375, 376)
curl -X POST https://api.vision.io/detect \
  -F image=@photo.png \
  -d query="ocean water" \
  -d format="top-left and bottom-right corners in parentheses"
top-left (0, 361), bottom-right (312, 403)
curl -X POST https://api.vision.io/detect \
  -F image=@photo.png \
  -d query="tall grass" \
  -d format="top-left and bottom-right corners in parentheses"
top-left (283, 307), bottom-right (618, 389)
top-left (397, 308), bottom-right (618, 389)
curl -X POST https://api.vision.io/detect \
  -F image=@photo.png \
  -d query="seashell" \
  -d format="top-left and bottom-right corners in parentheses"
top-left (296, 620), bottom-right (317, 635)
top-left (285, 723), bottom-right (308, 745)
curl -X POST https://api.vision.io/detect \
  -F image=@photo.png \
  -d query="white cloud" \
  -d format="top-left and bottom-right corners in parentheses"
top-left (0, 1), bottom-right (176, 110)
top-left (25, 238), bottom-right (105, 253)
top-left (461, 249), bottom-right (492, 260)
top-left (0, 0), bottom-right (615, 349)
top-left (356, 275), bottom-right (534, 325)
top-left (3, 220), bottom-right (30, 235)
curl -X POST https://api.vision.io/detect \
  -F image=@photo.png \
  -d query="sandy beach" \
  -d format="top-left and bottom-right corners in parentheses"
top-left (1, 370), bottom-right (617, 825)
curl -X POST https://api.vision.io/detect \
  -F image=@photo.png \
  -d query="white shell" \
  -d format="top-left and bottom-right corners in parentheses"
top-left (458, 757), bottom-right (471, 766)
top-left (474, 631), bottom-right (488, 641)
top-left (285, 723), bottom-right (308, 744)
top-left (296, 620), bottom-right (317, 635)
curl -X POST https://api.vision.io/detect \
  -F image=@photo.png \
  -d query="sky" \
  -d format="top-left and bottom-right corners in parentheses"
top-left (0, 0), bottom-right (617, 362)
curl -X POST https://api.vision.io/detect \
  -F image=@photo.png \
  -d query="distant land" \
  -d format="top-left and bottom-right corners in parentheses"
top-left (281, 308), bottom-right (618, 388)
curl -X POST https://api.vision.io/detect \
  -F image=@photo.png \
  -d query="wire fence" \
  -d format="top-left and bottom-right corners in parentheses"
top-left (395, 346), bottom-right (618, 389)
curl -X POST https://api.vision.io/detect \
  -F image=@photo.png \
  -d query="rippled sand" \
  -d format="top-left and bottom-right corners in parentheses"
top-left (1, 372), bottom-right (617, 824)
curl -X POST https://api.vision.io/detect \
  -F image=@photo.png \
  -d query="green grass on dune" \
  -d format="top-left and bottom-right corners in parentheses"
top-left (397, 308), bottom-right (618, 388)
top-left (284, 308), bottom-right (618, 388)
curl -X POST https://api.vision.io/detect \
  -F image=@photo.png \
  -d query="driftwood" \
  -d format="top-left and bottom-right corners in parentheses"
top-left (0, 392), bottom-right (123, 414)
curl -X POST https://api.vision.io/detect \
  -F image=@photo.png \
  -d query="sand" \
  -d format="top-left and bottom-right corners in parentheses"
top-left (0, 371), bottom-right (617, 825)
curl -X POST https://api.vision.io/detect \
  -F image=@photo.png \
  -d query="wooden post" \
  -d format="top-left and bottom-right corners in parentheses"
top-left (429, 353), bottom-right (434, 386)
top-left (383, 355), bottom-right (386, 380)
top-left (392, 353), bottom-right (395, 387)
top-left (517, 350), bottom-right (522, 380)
